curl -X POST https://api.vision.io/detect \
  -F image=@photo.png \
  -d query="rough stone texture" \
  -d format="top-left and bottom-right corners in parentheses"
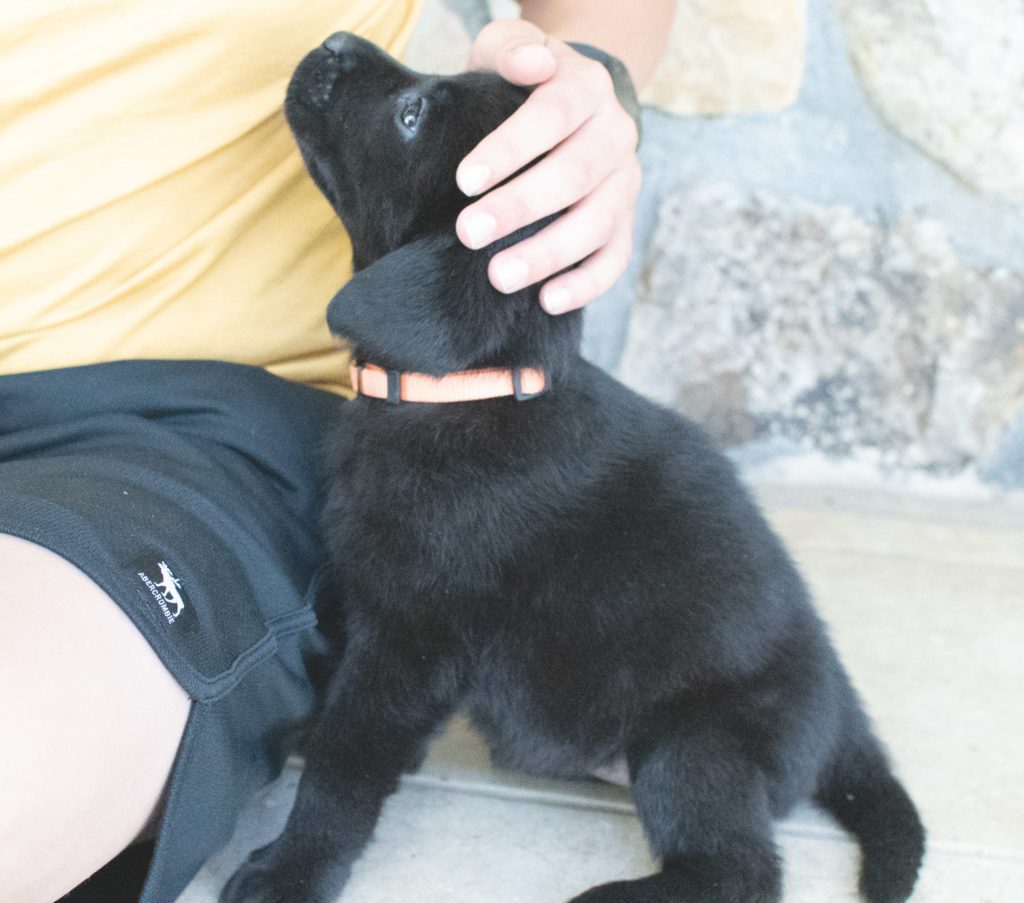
top-left (641, 0), bottom-right (807, 115)
top-left (618, 184), bottom-right (1024, 474)
top-left (835, 0), bottom-right (1024, 208)
top-left (421, 0), bottom-right (1024, 486)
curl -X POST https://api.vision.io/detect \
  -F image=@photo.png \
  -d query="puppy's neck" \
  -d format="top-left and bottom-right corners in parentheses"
top-left (350, 361), bottom-right (549, 405)
top-left (330, 227), bottom-right (584, 387)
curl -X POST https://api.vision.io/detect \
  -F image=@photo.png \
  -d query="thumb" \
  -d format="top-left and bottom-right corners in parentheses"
top-left (467, 19), bottom-right (557, 86)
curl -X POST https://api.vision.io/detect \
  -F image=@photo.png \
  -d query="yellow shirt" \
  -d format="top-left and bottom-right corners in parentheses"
top-left (0, 0), bottom-right (422, 394)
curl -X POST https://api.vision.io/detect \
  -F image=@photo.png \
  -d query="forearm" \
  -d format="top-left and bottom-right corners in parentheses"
top-left (516, 0), bottom-right (676, 88)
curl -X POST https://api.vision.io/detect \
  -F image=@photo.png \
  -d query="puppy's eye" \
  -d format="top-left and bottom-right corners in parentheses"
top-left (399, 98), bottom-right (423, 133)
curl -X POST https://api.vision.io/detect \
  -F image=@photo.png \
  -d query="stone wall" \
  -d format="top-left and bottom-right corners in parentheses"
top-left (626, 0), bottom-right (1024, 486)
top-left (619, 185), bottom-right (1024, 474)
top-left (641, 0), bottom-right (806, 115)
top-left (835, 0), bottom-right (1024, 208)
top-left (411, 0), bottom-right (1024, 488)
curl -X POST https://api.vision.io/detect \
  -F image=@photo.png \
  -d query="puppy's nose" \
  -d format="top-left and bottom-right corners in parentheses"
top-left (323, 32), bottom-right (354, 55)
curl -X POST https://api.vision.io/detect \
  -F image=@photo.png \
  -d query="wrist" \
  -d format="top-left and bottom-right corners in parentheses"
top-left (567, 42), bottom-right (643, 148)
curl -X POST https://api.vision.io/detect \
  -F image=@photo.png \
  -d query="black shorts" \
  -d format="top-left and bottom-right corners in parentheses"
top-left (0, 359), bottom-right (345, 902)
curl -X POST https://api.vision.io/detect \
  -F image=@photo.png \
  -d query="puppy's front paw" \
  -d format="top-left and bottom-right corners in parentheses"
top-left (568, 881), bottom-right (652, 903)
top-left (220, 843), bottom-right (294, 903)
top-left (220, 840), bottom-right (350, 903)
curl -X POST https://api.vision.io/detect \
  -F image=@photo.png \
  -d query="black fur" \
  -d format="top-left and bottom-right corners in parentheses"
top-left (221, 33), bottom-right (925, 903)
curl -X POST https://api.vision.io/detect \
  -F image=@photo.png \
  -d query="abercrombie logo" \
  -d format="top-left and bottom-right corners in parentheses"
top-left (135, 557), bottom-right (188, 625)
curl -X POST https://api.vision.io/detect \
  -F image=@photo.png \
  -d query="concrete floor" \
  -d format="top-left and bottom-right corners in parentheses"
top-left (179, 485), bottom-right (1024, 902)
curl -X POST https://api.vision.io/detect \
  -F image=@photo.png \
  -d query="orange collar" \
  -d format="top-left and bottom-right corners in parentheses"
top-left (350, 362), bottom-right (548, 404)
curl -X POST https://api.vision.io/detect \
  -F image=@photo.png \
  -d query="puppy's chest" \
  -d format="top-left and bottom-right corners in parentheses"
top-left (339, 453), bottom-right (549, 593)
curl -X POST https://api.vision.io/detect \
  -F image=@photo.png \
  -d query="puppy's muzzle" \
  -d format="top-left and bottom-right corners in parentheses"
top-left (320, 31), bottom-right (386, 74)
top-left (323, 32), bottom-right (356, 55)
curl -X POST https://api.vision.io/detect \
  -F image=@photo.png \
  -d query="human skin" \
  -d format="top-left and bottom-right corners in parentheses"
top-left (457, 1), bottom-right (677, 314)
top-left (0, 534), bottom-right (191, 902)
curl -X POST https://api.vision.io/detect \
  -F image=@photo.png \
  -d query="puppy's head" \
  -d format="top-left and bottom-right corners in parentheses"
top-left (286, 33), bottom-right (581, 377)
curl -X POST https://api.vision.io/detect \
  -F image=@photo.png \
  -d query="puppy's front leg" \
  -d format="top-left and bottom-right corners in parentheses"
top-left (220, 623), bottom-right (464, 903)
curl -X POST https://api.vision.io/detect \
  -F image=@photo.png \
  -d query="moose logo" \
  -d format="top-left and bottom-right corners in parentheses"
top-left (153, 561), bottom-right (185, 617)
top-left (136, 557), bottom-right (188, 625)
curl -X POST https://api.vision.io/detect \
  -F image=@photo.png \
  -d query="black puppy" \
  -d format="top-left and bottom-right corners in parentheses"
top-left (222, 33), bottom-right (925, 903)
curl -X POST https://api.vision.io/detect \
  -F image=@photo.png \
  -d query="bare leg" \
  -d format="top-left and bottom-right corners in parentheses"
top-left (0, 535), bottom-right (191, 903)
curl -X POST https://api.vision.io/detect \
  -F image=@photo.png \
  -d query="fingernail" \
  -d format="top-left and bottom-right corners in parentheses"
top-left (463, 211), bottom-right (496, 249)
top-left (457, 162), bottom-right (492, 196)
top-left (542, 287), bottom-right (572, 314)
top-left (494, 257), bottom-right (530, 293)
top-left (513, 43), bottom-right (554, 69)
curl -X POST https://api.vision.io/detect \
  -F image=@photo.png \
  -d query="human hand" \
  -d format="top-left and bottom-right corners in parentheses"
top-left (456, 20), bottom-right (642, 315)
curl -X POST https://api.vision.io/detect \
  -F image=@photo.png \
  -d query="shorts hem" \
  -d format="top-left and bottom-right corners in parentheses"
top-left (0, 498), bottom-right (321, 703)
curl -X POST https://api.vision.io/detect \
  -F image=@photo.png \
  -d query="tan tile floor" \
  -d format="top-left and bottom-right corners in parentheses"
top-left (181, 486), bottom-right (1024, 902)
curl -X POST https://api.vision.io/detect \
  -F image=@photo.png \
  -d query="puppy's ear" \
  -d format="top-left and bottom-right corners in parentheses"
top-left (327, 230), bottom-right (534, 375)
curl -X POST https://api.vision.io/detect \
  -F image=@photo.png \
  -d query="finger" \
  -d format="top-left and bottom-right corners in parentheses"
top-left (487, 186), bottom-right (627, 300)
top-left (538, 216), bottom-right (636, 315)
top-left (456, 53), bottom-right (614, 196)
top-left (466, 19), bottom-right (557, 86)
top-left (485, 164), bottom-right (639, 298)
top-left (457, 109), bottom-right (638, 250)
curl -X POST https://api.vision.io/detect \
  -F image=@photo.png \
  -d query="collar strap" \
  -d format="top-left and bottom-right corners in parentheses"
top-left (350, 362), bottom-right (547, 404)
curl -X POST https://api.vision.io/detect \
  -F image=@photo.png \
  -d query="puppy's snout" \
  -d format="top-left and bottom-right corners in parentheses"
top-left (321, 32), bottom-right (379, 75)
top-left (323, 32), bottom-right (353, 55)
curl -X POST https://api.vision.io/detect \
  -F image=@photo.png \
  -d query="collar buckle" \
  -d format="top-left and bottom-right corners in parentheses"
top-left (386, 369), bottom-right (402, 404)
top-left (512, 367), bottom-right (546, 402)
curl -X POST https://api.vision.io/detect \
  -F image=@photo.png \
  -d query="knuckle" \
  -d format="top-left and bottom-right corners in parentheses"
top-left (588, 245), bottom-right (628, 292)
top-left (477, 20), bottom-right (506, 46)
top-left (532, 238), bottom-right (562, 279)
top-left (620, 114), bottom-right (640, 152)
top-left (566, 157), bottom-right (595, 198)
top-left (579, 269), bottom-right (605, 302)
top-left (523, 166), bottom-right (570, 224)
top-left (504, 189), bottom-right (536, 231)
top-left (587, 269), bottom-right (614, 298)
top-left (630, 158), bottom-right (643, 190)
top-left (483, 133), bottom-right (520, 177)
top-left (612, 246), bottom-right (632, 278)
top-left (611, 240), bottom-right (633, 276)
top-left (531, 225), bottom-right (576, 277)
top-left (539, 91), bottom-right (578, 136)
top-left (614, 162), bottom-right (641, 201)
top-left (582, 57), bottom-right (614, 95)
top-left (611, 161), bottom-right (641, 201)
top-left (592, 208), bottom-right (618, 247)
